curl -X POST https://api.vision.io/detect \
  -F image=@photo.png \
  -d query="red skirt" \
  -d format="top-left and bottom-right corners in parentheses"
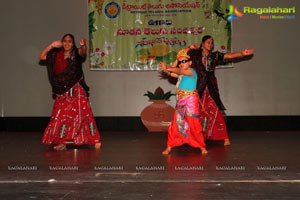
top-left (42, 83), bottom-right (100, 145)
top-left (199, 88), bottom-right (228, 141)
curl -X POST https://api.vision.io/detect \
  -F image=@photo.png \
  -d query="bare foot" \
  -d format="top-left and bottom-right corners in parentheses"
top-left (53, 144), bottom-right (66, 151)
top-left (95, 142), bottom-right (101, 149)
top-left (162, 147), bottom-right (171, 155)
top-left (201, 147), bottom-right (208, 154)
top-left (224, 139), bottom-right (231, 146)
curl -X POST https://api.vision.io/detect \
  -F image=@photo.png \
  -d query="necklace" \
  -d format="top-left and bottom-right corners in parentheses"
top-left (64, 51), bottom-right (71, 59)
top-left (202, 50), bottom-right (209, 57)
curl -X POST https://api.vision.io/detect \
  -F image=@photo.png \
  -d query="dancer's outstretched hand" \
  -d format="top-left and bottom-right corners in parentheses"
top-left (188, 43), bottom-right (200, 50)
top-left (159, 62), bottom-right (168, 71)
top-left (242, 47), bottom-right (254, 56)
top-left (51, 40), bottom-right (62, 48)
top-left (80, 38), bottom-right (87, 46)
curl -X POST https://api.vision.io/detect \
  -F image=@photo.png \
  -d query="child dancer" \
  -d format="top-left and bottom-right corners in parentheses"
top-left (160, 49), bottom-right (207, 155)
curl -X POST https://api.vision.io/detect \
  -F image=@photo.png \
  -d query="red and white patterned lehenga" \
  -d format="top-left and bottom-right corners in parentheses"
top-left (198, 51), bottom-right (229, 141)
top-left (41, 48), bottom-right (100, 146)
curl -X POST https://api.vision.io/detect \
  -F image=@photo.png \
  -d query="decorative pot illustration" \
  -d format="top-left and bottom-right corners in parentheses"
top-left (140, 87), bottom-right (175, 132)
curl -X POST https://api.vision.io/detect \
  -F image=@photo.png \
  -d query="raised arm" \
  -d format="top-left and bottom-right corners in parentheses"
top-left (224, 47), bottom-right (254, 59)
top-left (187, 43), bottom-right (200, 50)
top-left (187, 43), bottom-right (254, 60)
top-left (159, 61), bottom-right (179, 78)
top-left (169, 72), bottom-right (179, 78)
top-left (39, 40), bottom-right (62, 60)
top-left (166, 67), bottom-right (193, 77)
top-left (78, 38), bottom-right (87, 57)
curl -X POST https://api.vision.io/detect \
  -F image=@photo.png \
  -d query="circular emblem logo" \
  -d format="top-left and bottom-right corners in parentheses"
top-left (105, 2), bottom-right (120, 19)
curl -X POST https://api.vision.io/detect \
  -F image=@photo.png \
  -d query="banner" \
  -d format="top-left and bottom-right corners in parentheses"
top-left (88, 0), bottom-right (232, 71)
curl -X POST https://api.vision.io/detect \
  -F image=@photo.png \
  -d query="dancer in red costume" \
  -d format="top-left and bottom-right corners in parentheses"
top-left (187, 35), bottom-right (254, 145)
top-left (160, 49), bottom-right (207, 155)
top-left (39, 34), bottom-right (101, 150)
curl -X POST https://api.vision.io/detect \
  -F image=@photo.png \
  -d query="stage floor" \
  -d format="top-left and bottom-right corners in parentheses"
top-left (0, 131), bottom-right (300, 199)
